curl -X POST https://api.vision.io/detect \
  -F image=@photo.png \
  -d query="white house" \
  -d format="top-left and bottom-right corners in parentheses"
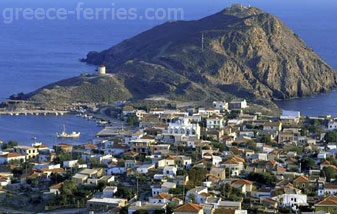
top-left (185, 186), bottom-right (208, 204)
top-left (212, 156), bottom-right (223, 167)
top-left (137, 164), bottom-right (155, 174)
top-left (272, 188), bottom-right (307, 209)
top-left (263, 122), bottom-right (282, 132)
top-left (318, 184), bottom-right (337, 197)
top-left (222, 158), bottom-right (244, 176)
top-left (163, 166), bottom-right (177, 178)
top-left (167, 118), bottom-right (201, 140)
top-left (207, 115), bottom-right (224, 130)
top-left (105, 166), bottom-right (126, 175)
top-left (63, 160), bottom-right (78, 168)
top-left (250, 153), bottom-right (268, 162)
top-left (213, 101), bottom-right (229, 112)
top-left (263, 145), bottom-right (274, 154)
top-left (280, 110), bottom-right (301, 125)
top-left (149, 193), bottom-right (174, 204)
top-left (328, 120), bottom-right (337, 131)
top-left (103, 186), bottom-right (118, 198)
top-left (0, 153), bottom-right (26, 164)
top-left (229, 99), bottom-right (248, 110)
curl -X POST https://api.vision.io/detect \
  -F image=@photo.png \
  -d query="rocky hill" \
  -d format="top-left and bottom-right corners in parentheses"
top-left (19, 5), bottom-right (337, 109)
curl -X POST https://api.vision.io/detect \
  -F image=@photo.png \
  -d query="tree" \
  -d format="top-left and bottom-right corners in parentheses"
top-left (325, 131), bottom-right (337, 143)
top-left (308, 119), bottom-right (323, 134)
top-left (188, 194), bottom-right (196, 203)
top-left (54, 150), bottom-right (72, 164)
top-left (1, 140), bottom-right (19, 150)
top-left (187, 167), bottom-right (208, 187)
top-left (90, 157), bottom-right (101, 167)
top-left (135, 210), bottom-right (149, 214)
top-left (321, 166), bottom-right (335, 182)
top-left (219, 183), bottom-right (243, 200)
top-left (115, 186), bottom-right (135, 199)
top-left (260, 135), bottom-right (272, 144)
top-left (166, 204), bottom-right (176, 214)
top-left (154, 209), bottom-right (166, 214)
top-left (247, 141), bottom-right (257, 151)
top-left (127, 114), bottom-right (139, 126)
top-left (120, 207), bottom-right (128, 214)
top-left (169, 185), bottom-right (184, 198)
top-left (327, 157), bottom-right (337, 167)
top-left (301, 157), bottom-right (315, 171)
top-left (212, 142), bottom-right (225, 152)
top-left (247, 172), bottom-right (276, 186)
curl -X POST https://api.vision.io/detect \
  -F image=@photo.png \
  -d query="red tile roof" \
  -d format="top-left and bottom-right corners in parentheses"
top-left (174, 203), bottom-right (203, 212)
top-left (315, 196), bottom-right (337, 206)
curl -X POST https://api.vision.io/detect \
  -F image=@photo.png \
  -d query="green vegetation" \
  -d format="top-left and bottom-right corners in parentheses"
top-left (247, 172), bottom-right (276, 186)
top-left (187, 167), bottom-right (208, 187)
top-left (47, 181), bottom-right (91, 207)
top-left (212, 142), bottom-right (225, 152)
top-left (1, 140), bottom-right (19, 150)
top-left (301, 157), bottom-right (315, 171)
top-left (219, 183), bottom-right (244, 201)
top-left (54, 150), bottom-right (72, 164)
top-left (127, 114), bottom-right (139, 126)
top-left (115, 185), bottom-right (136, 200)
top-left (325, 130), bottom-right (337, 143)
top-left (321, 166), bottom-right (335, 182)
top-left (169, 185), bottom-right (185, 199)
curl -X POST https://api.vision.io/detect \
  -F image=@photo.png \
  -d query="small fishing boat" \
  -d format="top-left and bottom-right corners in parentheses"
top-left (56, 125), bottom-right (80, 138)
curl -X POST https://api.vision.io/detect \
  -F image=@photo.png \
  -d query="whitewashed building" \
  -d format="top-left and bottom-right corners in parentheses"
top-left (167, 118), bottom-right (201, 140)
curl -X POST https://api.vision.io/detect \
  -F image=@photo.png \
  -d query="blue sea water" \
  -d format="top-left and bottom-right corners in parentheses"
top-left (0, 0), bottom-right (337, 144)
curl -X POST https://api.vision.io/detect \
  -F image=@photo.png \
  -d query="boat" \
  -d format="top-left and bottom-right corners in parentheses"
top-left (56, 125), bottom-right (80, 138)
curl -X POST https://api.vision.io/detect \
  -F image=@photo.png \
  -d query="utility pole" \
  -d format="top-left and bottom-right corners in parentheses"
top-left (182, 174), bottom-right (185, 202)
top-left (136, 176), bottom-right (139, 200)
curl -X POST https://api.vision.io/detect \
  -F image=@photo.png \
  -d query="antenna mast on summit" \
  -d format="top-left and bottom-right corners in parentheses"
top-left (201, 33), bottom-right (204, 51)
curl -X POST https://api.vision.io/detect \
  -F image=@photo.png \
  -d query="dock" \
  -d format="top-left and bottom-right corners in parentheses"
top-left (0, 110), bottom-right (69, 116)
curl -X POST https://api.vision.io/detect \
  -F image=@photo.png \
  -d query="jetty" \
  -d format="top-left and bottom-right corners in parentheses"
top-left (0, 110), bottom-right (69, 116)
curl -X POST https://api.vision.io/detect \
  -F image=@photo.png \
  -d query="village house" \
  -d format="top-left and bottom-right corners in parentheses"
top-left (315, 196), bottom-right (337, 214)
top-left (128, 201), bottom-right (166, 214)
top-left (13, 146), bottom-right (39, 159)
top-left (263, 122), bottom-right (282, 132)
top-left (137, 164), bottom-right (155, 174)
top-left (318, 184), bottom-right (337, 197)
top-left (221, 157), bottom-right (245, 177)
top-left (328, 120), bottom-right (337, 131)
top-left (49, 182), bottom-right (63, 195)
top-left (174, 203), bottom-right (204, 214)
top-left (229, 100), bottom-right (248, 110)
top-left (278, 131), bottom-right (297, 144)
top-left (292, 176), bottom-right (312, 189)
top-left (87, 198), bottom-right (127, 211)
top-left (231, 179), bottom-right (253, 194)
top-left (207, 115), bottom-right (224, 130)
top-left (102, 186), bottom-right (118, 197)
top-left (209, 167), bottom-right (226, 181)
top-left (165, 118), bottom-right (201, 142)
top-left (212, 101), bottom-right (229, 112)
top-left (271, 187), bottom-right (307, 209)
top-left (0, 153), bottom-right (25, 164)
top-left (280, 110), bottom-right (301, 125)
top-left (131, 138), bottom-right (156, 155)
top-left (163, 165), bottom-right (177, 178)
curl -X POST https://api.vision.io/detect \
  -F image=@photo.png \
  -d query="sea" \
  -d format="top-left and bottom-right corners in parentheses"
top-left (0, 0), bottom-right (337, 145)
